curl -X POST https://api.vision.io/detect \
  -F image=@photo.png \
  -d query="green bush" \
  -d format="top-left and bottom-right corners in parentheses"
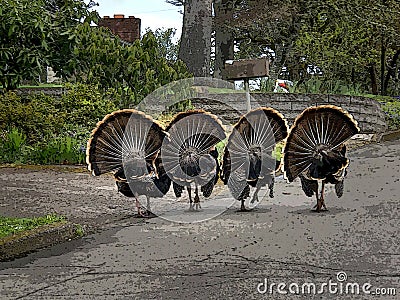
top-left (0, 83), bottom-right (120, 164)
top-left (0, 128), bottom-right (27, 163)
top-left (30, 136), bottom-right (86, 165)
top-left (371, 95), bottom-right (400, 131)
top-left (0, 128), bottom-right (86, 164)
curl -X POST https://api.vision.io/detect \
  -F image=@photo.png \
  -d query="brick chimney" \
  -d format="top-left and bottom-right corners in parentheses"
top-left (98, 14), bottom-right (141, 43)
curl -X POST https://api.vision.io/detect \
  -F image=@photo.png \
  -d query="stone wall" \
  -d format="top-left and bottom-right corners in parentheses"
top-left (191, 93), bottom-right (387, 134)
top-left (12, 88), bottom-right (387, 134)
top-left (16, 87), bottom-right (64, 96)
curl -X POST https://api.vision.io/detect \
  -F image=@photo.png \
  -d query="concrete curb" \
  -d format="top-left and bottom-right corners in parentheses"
top-left (376, 129), bottom-right (400, 142)
top-left (0, 222), bottom-right (83, 262)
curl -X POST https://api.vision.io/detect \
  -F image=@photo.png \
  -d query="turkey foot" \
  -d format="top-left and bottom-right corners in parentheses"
top-left (313, 198), bottom-right (328, 212)
top-left (250, 194), bottom-right (258, 204)
top-left (139, 208), bottom-right (156, 218)
top-left (193, 186), bottom-right (202, 211)
top-left (239, 200), bottom-right (251, 212)
top-left (193, 195), bottom-right (202, 211)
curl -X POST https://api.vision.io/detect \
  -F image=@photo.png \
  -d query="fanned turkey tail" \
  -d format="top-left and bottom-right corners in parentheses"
top-left (163, 109), bottom-right (226, 210)
top-left (222, 107), bottom-right (289, 211)
top-left (86, 109), bottom-right (170, 217)
top-left (283, 105), bottom-right (359, 212)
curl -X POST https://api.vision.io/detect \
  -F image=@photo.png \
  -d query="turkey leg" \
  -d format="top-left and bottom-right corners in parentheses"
top-left (314, 181), bottom-right (327, 212)
top-left (320, 181), bottom-right (327, 210)
top-left (194, 185), bottom-right (201, 210)
top-left (188, 186), bottom-right (194, 211)
top-left (240, 199), bottom-right (247, 211)
top-left (250, 185), bottom-right (261, 204)
top-left (134, 193), bottom-right (147, 217)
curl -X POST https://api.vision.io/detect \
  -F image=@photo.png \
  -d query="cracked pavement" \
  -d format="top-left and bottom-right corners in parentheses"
top-left (0, 140), bottom-right (399, 299)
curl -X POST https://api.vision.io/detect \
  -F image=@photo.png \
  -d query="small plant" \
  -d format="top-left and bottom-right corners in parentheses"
top-left (272, 141), bottom-right (285, 162)
top-left (0, 128), bottom-right (27, 163)
top-left (31, 136), bottom-right (86, 165)
top-left (75, 224), bottom-right (85, 237)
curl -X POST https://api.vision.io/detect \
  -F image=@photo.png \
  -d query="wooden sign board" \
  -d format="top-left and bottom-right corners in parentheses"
top-left (224, 57), bottom-right (269, 80)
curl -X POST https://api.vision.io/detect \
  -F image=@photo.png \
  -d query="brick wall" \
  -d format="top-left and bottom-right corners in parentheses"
top-left (98, 14), bottom-right (141, 43)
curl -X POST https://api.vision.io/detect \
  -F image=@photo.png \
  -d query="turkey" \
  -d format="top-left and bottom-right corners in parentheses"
top-left (222, 108), bottom-right (289, 211)
top-left (162, 110), bottom-right (226, 210)
top-left (86, 109), bottom-right (171, 217)
top-left (283, 105), bottom-right (360, 212)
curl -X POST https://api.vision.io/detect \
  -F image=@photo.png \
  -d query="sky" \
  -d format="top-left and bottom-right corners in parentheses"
top-left (92, 0), bottom-right (183, 38)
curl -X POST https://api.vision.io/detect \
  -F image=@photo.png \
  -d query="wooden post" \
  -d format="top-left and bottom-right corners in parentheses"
top-left (224, 58), bottom-right (269, 113)
top-left (244, 78), bottom-right (251, 112)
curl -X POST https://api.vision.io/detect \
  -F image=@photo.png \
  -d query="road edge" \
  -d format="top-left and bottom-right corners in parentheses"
top-left (0, 222), bottom-right (84, 262)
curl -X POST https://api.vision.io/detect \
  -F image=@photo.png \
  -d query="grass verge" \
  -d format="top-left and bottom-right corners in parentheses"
top-left (0, 215), bottom-right (66, 239)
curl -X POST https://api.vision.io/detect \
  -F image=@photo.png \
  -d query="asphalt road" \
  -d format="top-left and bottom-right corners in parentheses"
top-left (0, 140), bottom-right (399, 299)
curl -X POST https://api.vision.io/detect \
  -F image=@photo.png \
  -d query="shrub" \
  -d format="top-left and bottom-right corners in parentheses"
top-left (0, 128), bottom-right (27, 163)
top-left (367, 95), bottom-right (400, 131)
top-left (0, 83), bottom-right (120, 164)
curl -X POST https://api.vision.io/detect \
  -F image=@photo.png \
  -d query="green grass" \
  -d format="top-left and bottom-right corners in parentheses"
top-left (0, 215), bottom-right (65, 239)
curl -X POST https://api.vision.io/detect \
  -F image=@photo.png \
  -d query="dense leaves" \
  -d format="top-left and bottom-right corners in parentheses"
top-left (168, 0), bottom-right (400, 95)
top-left (67, 26), bottom-right (191, 107)
top-left (0, 0), bottom-right (98, 91)
top-left (0, 84), bottom-right (119, 164)
top-left (231, 0), bottom-right (400, 95)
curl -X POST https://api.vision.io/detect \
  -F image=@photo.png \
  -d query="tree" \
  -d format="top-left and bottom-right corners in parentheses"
top-left (167, 0), bottom-right (213, 77)
top-left (146, 27), bottom-right (180, 63)
top-left (0, 0), bottom-right (53, 90)
top-left (213, 0), bottom-right (235, 79)
top-left (67, 25), bottom-right (191, 106)
top-left (223, 0), bottom-right (400, 95)
top-left (294, 0), bottom-right (400, 95)
top-left (167, 0), bottom-right (400, 95)
top-left (0, 0), bottom-right (97, 91)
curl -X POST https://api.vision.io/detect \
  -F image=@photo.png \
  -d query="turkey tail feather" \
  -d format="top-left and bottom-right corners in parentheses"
top-left (222, 107), bottom-right (289, 200)
top-left (163, 110), bottom-right (225, 191)
top-left (283, 105), bottom-right (359, 182)
top-left (87, 109), bottom-right (167, 177)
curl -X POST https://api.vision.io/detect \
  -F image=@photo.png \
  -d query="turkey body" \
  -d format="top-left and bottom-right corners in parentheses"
top-left (86, 109), bottom-right (171, 217)
top-left (283, 105), bottom-right (360, 212)
top-left (163, 110), bottom-right (226, 210)
top-left (222, 107), bottom-right (289, 211)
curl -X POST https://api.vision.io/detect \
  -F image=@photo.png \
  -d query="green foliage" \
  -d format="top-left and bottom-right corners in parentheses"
top-left (30, 136), bottom-right (86, 165)
top-left (0, 0), bottom-right (98, 91)
top-left (67, 26), bottom-right (191, 107)
top-left (0, 83), bottom-right (120, 164)
top-left (0, 214), bottom-right (65, 239)
top-left (74, 224), bottom-right (85, 237)
top-left (293, 78), bottom-right (364, 95)
top-left (0, 128), bottom-right (86, 165)
top-left (272, 141), bottom-right (284, 162)
top-left (0, 128), bottom-right (27, 163)
top-left (146, 27), bottom-right (180, 63)
top-left (369, 96), bottom-right (400, 131)
top-left (229, 0), bottom-right (400, 96)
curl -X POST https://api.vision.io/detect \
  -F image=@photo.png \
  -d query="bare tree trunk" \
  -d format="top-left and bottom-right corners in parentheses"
top-left (369, 64), bottom-right (378, 95)
top-left (383, 49), bottom-right (400, 95)
top-left (380, 39), bottom-right (386, 95)
top-left (213, 0), bottom-right (234, 79)
top-left (179, 0), bottom-right (213, 77)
